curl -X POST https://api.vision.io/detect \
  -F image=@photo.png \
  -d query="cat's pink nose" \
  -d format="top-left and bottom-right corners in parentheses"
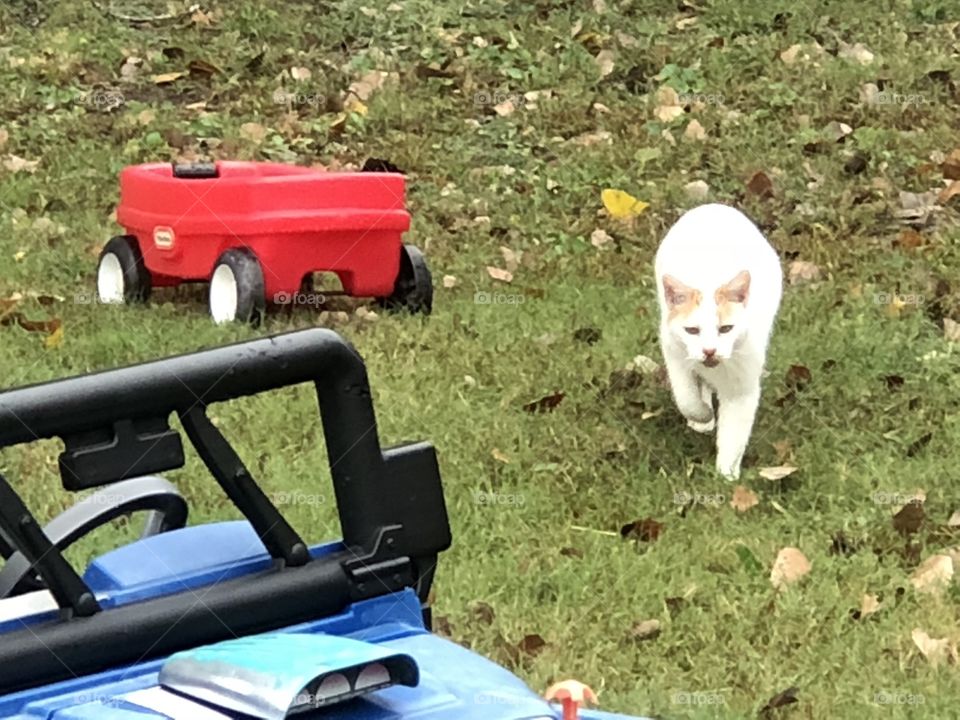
top-left (703, 348), bottom-right (717, 358)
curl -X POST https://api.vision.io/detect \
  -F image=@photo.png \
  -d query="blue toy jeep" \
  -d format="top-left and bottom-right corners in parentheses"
top-left (0, 329), bottom-right (644, 719)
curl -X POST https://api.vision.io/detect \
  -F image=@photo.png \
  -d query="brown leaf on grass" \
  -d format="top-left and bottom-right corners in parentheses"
top-left (630, 619), bottom-right (661, 640)
top-left (44, 324), bottom-right (64, 349)
top-left (433, 614), bottom-right (453, 636)
top-left (560, 546), bottom-right (584, 558)
top-left (523, 391), bottom-right (565, 413)
top-left (486, 266), bottom-right (513, 283)
top-left (442, 275), bottom-right (457, 288)
top-left (745, 170), bottom-right (773, 199)
top-left (760, 687), bottom-right (799, 714)
top-left (938, 180), bottom-right (960, 205)
top-left (573, 327), bottom-right (602, 345)
top-left (683, 119), bottom-right (706, 141)
top-left (1, 313), bottom-right (61, 334)
top-left (491, 448), bottom-right (510, 464)
top-left (948, 510), bottom-right (960, 527)
top-left (0, 127), bottom-right (8, 149)
top-left (653, 87), bottom-right (684, 122)
top-left (894, 229), bottom-right (925, 250)
top-left (239, 122), bottom-right (268, 144)
top-left (470, 601), bottom-right (496, 625)
top-left (893, 501), bottom-right (925, 537)
top-left (942, 148), bottom-right (960, 180)
top-left (518, 633), bottom-right (547, 657)
top-left (787, 259), bottom-right (821, 285)
top-left (758, 465), bottom-right (798, 481)
top-left (188, 59), bottom-right (220, 78)
top-left (730, 485), bottom-right (759, 512)
top-left (785, 364), bottom-right (812, 390)
top-left (910, 554), bottom-right (954, 595)
top-left (590, 228), bottom-right (613, 249)
top-left (3, 155), bottom-right (39, 173)
top-left (912, 628), bottom-right (955, 667)
top-left (770, 547), bottom-right (811, 589)
top-left (621, 517), bottom-right (664, 542)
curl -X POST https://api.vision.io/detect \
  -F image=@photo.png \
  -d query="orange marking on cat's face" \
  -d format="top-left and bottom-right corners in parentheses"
top-left (715, 270), bottom-right (750, 323)
top-left (663, 275), bottom-right (702, 321)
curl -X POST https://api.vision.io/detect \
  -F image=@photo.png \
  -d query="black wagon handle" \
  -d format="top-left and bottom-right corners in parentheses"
top-left (0, 329), bottom-right (388, 551)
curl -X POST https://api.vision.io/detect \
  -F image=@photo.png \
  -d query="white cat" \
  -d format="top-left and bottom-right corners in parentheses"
top-left (654, 203), bottom-right (782, 479)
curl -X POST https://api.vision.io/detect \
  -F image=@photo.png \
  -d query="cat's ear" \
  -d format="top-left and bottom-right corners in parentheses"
top-left (717, 270), bottom-right (750, 305)
top-left (662, 274), bottom-right (696, 307)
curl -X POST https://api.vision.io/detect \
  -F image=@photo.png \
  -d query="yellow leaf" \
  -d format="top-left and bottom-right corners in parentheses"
top-left (601, 188), bottom-right (649, 220)
top-left (151, 71), bottom-right (187, 85)
top-left (44, 325), bottom-right (64, 349)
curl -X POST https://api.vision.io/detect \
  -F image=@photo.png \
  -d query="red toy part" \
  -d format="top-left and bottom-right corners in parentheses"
top-left (544, 680), bottom-right (599, 720)
top-left (98, 161), bottom-right (433, 323)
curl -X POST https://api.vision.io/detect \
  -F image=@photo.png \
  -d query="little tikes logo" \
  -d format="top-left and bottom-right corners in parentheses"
top-left (153, 226), bottom-right (175, 249)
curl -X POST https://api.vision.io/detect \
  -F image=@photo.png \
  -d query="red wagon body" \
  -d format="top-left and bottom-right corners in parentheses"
top-left (98, 162), bottom-right (432, 323)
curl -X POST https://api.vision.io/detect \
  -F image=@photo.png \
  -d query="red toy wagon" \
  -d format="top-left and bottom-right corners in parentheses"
top-left (97, 161), bottom-right (433, 323)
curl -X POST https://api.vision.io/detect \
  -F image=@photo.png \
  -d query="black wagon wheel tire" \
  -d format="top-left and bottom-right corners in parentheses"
top-left (208, 248), bottom-right (266, 325)
top-left (379, 244), bottom-right (433, 315)
top-left (97, 235), bottom-right (152, 304)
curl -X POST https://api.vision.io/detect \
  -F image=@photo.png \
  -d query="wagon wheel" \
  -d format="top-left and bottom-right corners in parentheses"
top-left (209, 249), bottom-right (266, 325)
top-left (379, 244), bottom-right (433, 315)
top-left (97, 235), bottom-right (152, 304)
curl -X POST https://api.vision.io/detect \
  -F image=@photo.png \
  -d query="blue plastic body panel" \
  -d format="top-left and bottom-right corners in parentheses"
top-left (0, 522), bottom-right (647, 720)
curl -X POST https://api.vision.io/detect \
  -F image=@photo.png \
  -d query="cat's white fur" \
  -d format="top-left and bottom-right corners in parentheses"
top-left (655, 203), bottom-right (782, 479)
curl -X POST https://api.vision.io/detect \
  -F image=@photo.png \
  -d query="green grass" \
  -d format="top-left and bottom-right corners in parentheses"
top-left (2, 0), bottom-right (960, 717)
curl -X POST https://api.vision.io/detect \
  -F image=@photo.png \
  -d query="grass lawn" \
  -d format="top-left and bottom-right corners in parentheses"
top-left (2, 0), bottom-right (960, 717)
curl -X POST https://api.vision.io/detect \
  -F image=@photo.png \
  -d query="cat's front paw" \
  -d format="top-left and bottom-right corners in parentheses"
top-left (686, 417), bottom-right (716, 434)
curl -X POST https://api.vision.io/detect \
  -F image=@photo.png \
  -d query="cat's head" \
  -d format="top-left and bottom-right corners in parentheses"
top-left (662, 270), bottom-right (750, 367)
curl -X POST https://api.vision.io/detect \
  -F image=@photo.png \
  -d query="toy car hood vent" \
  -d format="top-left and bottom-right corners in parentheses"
top-left (157, 632), bottom-right (419, 719)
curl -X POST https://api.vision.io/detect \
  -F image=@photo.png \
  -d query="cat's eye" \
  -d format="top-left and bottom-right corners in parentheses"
top-left (684, 327), bottom-right (700, 335)
top-left (718, 325), bottom-right (734, 334)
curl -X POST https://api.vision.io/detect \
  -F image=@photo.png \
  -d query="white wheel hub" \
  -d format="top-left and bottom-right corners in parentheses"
top-left (97, 252), bottom-right (126, 304)
top-left (209, 264), bottom-right (239, 324)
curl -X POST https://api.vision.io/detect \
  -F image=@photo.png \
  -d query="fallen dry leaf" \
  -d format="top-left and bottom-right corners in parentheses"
top-left (838, 41), bottom-right (874, 65)
top-left (824, 120), bottom-right (853, 142)
top-left (523, 391), bottom-right (565, 413)
top-left (939, 181), bottom-right (960, 205)
top-left (772, 439), bottom-right (793, 463)
top-left (653, 86), bottom-right (684, 122)
top-left (601, 188), bottom-right (649, 220)
top-left (860, 593), bottom-right (881, 618)
top-left (770, 547), bottom-right (811, 589)
top-left (3, 155), bottom-right (39, 173)
top-left (788, 259), bottom-right (821, 285)
top-left (491, 448), bottom-right (510, 464)
top-left (44, 324), bottom-right (64, 349)
top-left (486, 266), bottom-right (513, 283)
top-left (683, 119), bottom-right (706, 141)
top-left (730, 485), bottom-right (759, 512)
top-left (518, 633), bottom-right (547, 658)
top-left (761, 687), bottom-right (799, 713)
top-left (290, 66), bottom-right (311, 81)
top-left (942, 148), bottom-right (960, 180)
top-left (493, 99), bottom-right (516, 117)
top-left (0, 127), bottom-right (8, 149)
top-left (893, 500), bottom-right (925, 537)
top-left (759, 465), bottom-right (798, 481)
top-left (630, 619), bottom-right (661, 640)
top-left (745, 170), bottom-right (773, 199)
top-left (620, 517), bottom-right (664, 542)
top-left (590, 228), bottom-right (613, 249)
top-left (948, 510), bottom-right (960, 527)
top-left (944, 318), bottom-right (960, 342)
top-left (500, 246), bottom-right (522, 273)
top-left (684, 180), bottom-right (709, 201)
top-left (912, 628), bottom-right (954, 667)
top-left (442, 275), bottom-right (457, 288)
top-left (595, 49), bottom-right (615, 78)
top-left (348, 70), bottom-right (390, 102)
top-left (910, 554), bottom-right (954, 595)
top-left (780, 44), bottom-right (802, 65)
top-left (895, 228), bottom-right (925, 250)
top-left (151, 71), bottom-right (187, 85)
